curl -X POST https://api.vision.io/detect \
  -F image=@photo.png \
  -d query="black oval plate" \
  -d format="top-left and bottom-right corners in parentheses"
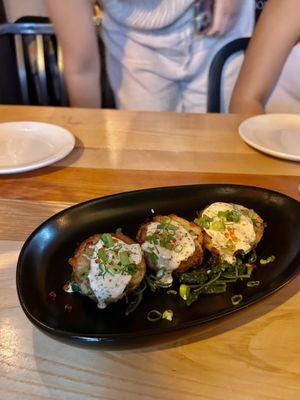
top-left (17, 185), bottom-right (300, 348)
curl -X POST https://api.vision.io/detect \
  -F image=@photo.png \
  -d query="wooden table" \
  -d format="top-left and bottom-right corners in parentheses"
top-left (0, 105), bottom-right (299, 400)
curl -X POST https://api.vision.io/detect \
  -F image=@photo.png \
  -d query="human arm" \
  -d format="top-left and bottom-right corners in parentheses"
top-left (230, 0), bottom-right (300, 114)
top-left (45, 0), bottom-right (101, 108)
top-left (206, 0), bottom-right (244, 37)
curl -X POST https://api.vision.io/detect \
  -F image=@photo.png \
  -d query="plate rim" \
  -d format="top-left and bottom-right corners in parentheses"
top-left (0, 121), bottom-right (75, 174)
top-left (16, 184), bottom-right (300, 342)
top-left (239, 114), bottom-right (300, 161)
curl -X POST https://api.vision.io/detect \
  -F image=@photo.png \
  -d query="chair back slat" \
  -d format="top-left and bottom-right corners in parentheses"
top-left (0, 21), bottom-right (114, 108)
top-left (0, 22), bottom-right (68, 106)
top-left (57, 44), bottom-right (68, 106)
top-left (35, 34), bottom-right (48, 105)
top-left (14, 35), bottom-right (29, 104)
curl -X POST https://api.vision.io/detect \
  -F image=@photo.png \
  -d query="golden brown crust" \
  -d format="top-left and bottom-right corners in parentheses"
top-left (136, 214), bottom-right (204, 275)
top-left (68, 233), bottom-right (146, 301)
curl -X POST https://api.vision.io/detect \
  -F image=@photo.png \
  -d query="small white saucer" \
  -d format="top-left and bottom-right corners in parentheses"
top-left (239, 114), bottom-right (300, 161)
top-left (0, 121), bottom-right (75, 174)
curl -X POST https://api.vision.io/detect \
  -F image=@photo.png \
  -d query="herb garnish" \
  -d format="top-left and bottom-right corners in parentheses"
top-left (178, 256), bottom-right (254, 306)
top-left (194, 215), bottom-right (213, 229)
top-left (247, 280), bottom-right (260, 287)
top-left (101, 233), bottom-right (114, 248)
top-left (146, 217), bottom-right (179, 253)
top-left (260, 255), bottom-right (275, 264)
top-left (218, 209), bottom-right (242, 222)
top-left (231, 294), bottom-right (243, 306)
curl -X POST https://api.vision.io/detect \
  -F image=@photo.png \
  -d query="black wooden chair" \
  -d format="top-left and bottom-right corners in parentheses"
top-left (0, 22), bottom-right (68, 106)
top-left (0, 19), bottom-right (115, 108)
top-left (207, 37), bottom-right (250, 113)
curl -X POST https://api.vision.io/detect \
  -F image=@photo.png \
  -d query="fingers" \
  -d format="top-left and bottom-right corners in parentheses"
top-left (205, 0), bottom-right (242, 37)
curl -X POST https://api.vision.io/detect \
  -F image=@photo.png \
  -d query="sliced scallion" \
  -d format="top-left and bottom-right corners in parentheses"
top-left (231, 294), bottom-right (243, 306)
top-left (260, 255), bottom-right (275, 265)
top-left (247, 281), bottom-right (260, 287)
top-left (147, 310), bottom-right (162, 322)
top-left (101, 233), bottom-right (114, 248)
top-left (167, 290), bottom-right (177, 295)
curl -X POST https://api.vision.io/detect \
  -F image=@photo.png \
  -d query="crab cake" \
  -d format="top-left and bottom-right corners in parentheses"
top-left (136, 215), bottom-right (203, 285)
top-left (195, 202), bottom-right (264, 264)
top-left (69, 233), bottom-right (146, 309)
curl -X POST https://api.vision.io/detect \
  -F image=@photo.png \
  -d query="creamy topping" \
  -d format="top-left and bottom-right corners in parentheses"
top-left (142, 217), bottom-right (195, 284)
top-left (201, 202), bottom-right (256, 264)
top-left (87, 236), bottom-right (142, 309)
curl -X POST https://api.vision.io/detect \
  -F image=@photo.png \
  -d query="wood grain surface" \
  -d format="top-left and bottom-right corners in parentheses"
top-left (0, 106), bottom-right (299, 400)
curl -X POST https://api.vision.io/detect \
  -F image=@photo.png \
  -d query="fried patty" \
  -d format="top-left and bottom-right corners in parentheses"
top-left (68, 233), bottom-right (146, 303)
top-left (136, 214), bottom-right (204, 275)
top-left (199, 203), bottom-right (264, 259)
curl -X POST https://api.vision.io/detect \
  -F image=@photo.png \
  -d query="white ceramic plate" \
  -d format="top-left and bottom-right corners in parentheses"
top-left (239, 114), bottom-right (300, 161)
top-left (0, 121), bottom-right (75, 174)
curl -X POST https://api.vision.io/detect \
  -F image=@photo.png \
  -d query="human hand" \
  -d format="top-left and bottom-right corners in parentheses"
top-left (206, 0), bottom-right (244, 37)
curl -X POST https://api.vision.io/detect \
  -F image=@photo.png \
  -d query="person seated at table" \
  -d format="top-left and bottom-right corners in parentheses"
top-left (45, 0), bottom-right (255, 112)
top-left (230, 0), bottom-right (300, 114)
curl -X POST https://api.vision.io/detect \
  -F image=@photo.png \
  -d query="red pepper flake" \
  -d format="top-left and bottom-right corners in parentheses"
top-left (95, 258), bottom-right (100, 264)
top-left (64, 304), bottom-right (72, 313)
top-left (48, 291), bottom-right (57, 301)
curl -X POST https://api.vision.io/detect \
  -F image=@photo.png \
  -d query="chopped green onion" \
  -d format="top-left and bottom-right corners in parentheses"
top-left (101, 233), bottom-right (114, 248)
top-left (162, 309), bottom-right (173, 322)
top-left (179, 284), bottom-right (190, 300)
top-left (119, 251), bottom-right (130, 266)
top-left (247, 209), bottom-right (256, 219)
top-left (97, 248), bottom-right (108, 263)
top-left (211, 219), bottom-right (226, 231)
top-left (147, 310), bottom-right (162, 322)
top-left (231, 294), bottom-right (243, 306)
top-left (217, 209), bottom-right (242, 223)
top-left (167, 223), bottom-right (179, 231)
top-left (194, 215), bottom-right (213, 229)
top-left (260, 255), bottom-right (275, 264)
top-left (115, 227), bottom-right (123, 234)
top-left (146, 234), bottom-right (159, 244)
top-left (247, 281), bottom-right (260, 287)
top-left (167, 290), bottom-right (177, 295)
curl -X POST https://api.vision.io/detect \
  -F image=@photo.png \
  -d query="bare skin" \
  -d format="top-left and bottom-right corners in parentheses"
top-left (45, 0), bottom-right (101, 108)
top-left (206, 0), bottom-right (244, 37)
top-left (230, 0), bottom-right (300, 114)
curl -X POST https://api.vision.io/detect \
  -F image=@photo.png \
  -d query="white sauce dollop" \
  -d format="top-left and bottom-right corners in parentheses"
top-left (142, 220), bottom-right (195, 284)
top-left (88, 238), bottom-right (142, 309)
top-left (203, 202), bottom-right (256, 264)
